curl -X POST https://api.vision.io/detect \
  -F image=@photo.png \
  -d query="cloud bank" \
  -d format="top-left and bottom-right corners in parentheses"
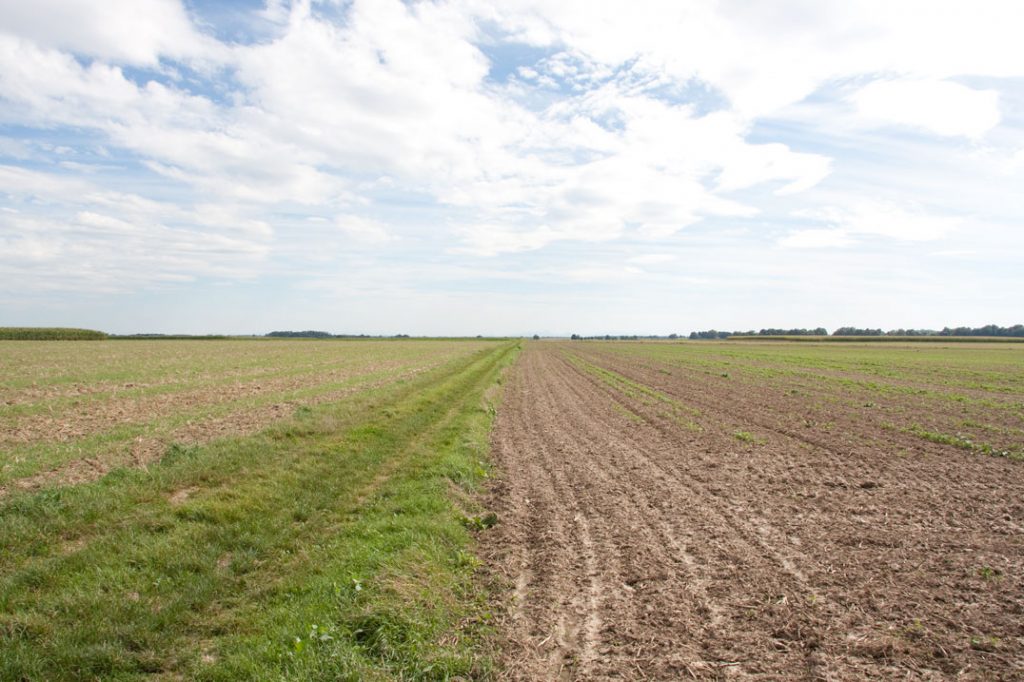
top-left (1, 0), bottom-right (1022, 332)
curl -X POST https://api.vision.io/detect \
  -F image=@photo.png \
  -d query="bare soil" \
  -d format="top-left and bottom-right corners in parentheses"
top-left (482, 344), bottom-right (1024, 680)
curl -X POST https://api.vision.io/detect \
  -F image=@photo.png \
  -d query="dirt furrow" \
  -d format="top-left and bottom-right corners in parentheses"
top-left (567, 347), bottom-right (1024, 676)
top-left (542, 347), bottom-right (832, 676)
top-left (487, 347), bottom-right (815, 678)
top-left (485, 343), bottom-right (1024, 680)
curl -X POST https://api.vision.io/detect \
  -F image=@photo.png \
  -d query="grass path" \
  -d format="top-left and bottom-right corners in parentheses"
top-left (0, 341), bottom-right (519, 680)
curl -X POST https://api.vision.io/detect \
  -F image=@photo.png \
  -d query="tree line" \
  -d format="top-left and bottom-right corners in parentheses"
top-left (570, 334), bottom-right (680, 341)
top-left (265, 331), bottom-right (410, 338)
top-left (685, 324), bottom-right (1024, 339)
top-left (688, 328), bottom-right (827, 339)
top-left (0, 327), bottom-right (108, 340)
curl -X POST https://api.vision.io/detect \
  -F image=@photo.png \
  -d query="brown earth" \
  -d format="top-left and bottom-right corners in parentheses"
top-left (482, 343), bottom-right (1024, 680)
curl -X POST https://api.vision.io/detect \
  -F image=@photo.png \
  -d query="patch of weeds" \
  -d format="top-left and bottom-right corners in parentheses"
top-left (977, 566), bottom-right (1002, 581)
top-left (906, 425), bottom-right (1021, 460)
top-left (909, 426), bottom-right (975, 450)
top-left (459, 512), bottom-right (498, 531)
top-left (453, 549), bottom-right (480, 570)
top-left (903, 619), bottom-right (926, 640)
top-left (733, 430), bottom-right (765, 445)
top-left (291, 623), bottom-right (336, 655)
top-left (341, 577), bottom-right (364, 595)
top-left (970, 635), bottom-right (1000, 652)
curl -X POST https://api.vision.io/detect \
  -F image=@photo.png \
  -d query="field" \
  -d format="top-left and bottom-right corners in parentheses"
top-left (485, 341), bottom-right (1024, 679)
top-left (0, 339), bottom-right (519, 679)
top-left (2, 339), bottom-right (1023, 679)
top-left (1, 339), bottom-right (501, 494)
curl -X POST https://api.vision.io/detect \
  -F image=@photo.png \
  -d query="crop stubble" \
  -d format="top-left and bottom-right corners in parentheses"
top-left (483, 342), bottom-right (1023, 680)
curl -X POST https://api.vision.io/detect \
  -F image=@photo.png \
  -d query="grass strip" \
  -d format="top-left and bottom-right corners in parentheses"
top-left (0, 341), bottom-right (519, 680)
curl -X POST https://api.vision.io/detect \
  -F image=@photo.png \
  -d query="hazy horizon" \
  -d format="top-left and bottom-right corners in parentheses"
top-left (2, 1), bottom-right (1023, 336)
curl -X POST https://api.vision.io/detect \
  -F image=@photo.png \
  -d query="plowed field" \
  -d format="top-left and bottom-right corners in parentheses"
top-left (484, 341), bottom-right (1024, 680)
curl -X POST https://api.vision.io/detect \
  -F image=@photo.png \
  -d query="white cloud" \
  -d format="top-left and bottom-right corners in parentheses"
top-left (455, 224), bottom-right (565, 256)
top-left (0, 0), bottom-right (220, 65)
top-left (0, 1), bottom-right (836, 264)
top-left (335, 215), bottom-right (394, 243)
top-left (778, 228), bottom-right (854, 249)
top-left (929, 249), bottom-right (977, 258)
top-left (0, 166), bottom-right (272, 292)
top-left (474, 0), bottom-right (1024, 116)
top-left (782, 201), bottom-right (962, 248)
top-left (563, 265), bottom-right (644, 282)
top-left (851, 78), bottom-right (1000, 138)
top-left (628, 254), bottom-right (676, 265)
top-left (825, 203), bottom-right (960, 241)
top-left (1012, 148), bottom-right (1024, 169)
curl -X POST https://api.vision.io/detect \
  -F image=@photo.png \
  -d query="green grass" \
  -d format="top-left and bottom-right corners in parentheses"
top-left (0, 341), bottom-right (520, 680)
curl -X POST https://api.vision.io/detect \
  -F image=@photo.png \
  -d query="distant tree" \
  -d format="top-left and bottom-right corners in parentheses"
top-left (570, 334), bottom-right (580, 340)
top-left (266, 330), bottom-right (331, 338)
top-left (532, 334), bottom-right (540, 340)
top-left (689, 329), bottom-right (732, 339)
top-left (939, 324), bottom-right (1024, 337)
top-left (759, 328), bottom-right (828, 336)
top-left (833, 327), bottom-right (883, 336)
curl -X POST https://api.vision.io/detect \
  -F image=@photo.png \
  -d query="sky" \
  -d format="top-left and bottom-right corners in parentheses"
top-left (0, 0), bottom-right (1022, 336)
